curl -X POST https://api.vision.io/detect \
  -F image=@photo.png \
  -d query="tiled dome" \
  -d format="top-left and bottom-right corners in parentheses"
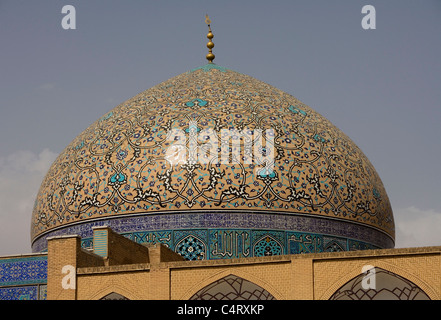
top-left (31, 64), bottom-right (394, 258)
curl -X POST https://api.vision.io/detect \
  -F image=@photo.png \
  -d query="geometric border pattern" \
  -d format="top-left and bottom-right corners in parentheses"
top-left (77, 227), bottom-right (379, 261)
top-left (32, 211), bottom-right (393, 254)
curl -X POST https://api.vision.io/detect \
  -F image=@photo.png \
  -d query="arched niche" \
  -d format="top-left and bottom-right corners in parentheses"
top-left (190, 274), bottom-right (276, 300)
top-left (99, 292), bottom-right (129, 300)
top-left (329, 267), bottom-right (430, 300)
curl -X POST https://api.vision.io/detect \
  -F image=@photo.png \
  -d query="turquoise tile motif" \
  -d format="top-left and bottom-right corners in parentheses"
top-left (0, 286), bottom-right (38, 300)
top-left (80, 227), bottom-right (378, 261)
top-left (0, 256), bottom-right (47, 300)
top-left (189, 63), bottom-right (228, 73)
top-left (0, 256), bottom-right (47, 286)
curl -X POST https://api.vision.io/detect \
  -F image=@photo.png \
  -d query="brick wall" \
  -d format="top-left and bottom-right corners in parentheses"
top-left (44, 228), bottom-right (441, 300)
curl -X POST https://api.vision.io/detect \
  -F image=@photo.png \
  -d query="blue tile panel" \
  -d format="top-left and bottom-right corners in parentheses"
top-left (0, 285), bottom-right (47, 300)
top-left (0, 255), bottom-right (47, 300)
top-left (0, 255), bottom-right (47, 286)
top-left (117, 228), bottom-right (379, 260)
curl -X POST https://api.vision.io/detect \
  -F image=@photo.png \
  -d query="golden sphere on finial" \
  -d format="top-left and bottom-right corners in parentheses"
top-left (207, 41), bottom-right (214, 49)
top-left (206, 53), bottom-right (215, 63)
top-left (204, 14), bottom-right (215, 63)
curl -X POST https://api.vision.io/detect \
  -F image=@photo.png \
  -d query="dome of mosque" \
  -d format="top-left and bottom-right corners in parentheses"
top-left (31, 61), bottom-right (395, 258)
top-left (31, 13), bottom-right (393, 259)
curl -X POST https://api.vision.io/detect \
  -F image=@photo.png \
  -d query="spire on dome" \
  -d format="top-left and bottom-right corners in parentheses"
top-left (205, 14), bottom-right (215, 63)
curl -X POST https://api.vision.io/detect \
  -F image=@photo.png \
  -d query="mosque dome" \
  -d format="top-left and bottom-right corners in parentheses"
top-left (31, 63), bottom-right (395, 258)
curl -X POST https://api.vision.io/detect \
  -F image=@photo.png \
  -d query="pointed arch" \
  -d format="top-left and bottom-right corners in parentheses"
top-left (323, 240), bottom-right (345, 252)
top-left (175, 235), bottom-right (207, 260)
top-left (87, 284), bottom-right (141, 300)
top-left (190, 274), bottom-right (275, 300)
top-left (320, 260), bottom-right (439, 300)
top-left (253, 235), bottom-right (284, 257)
top-left (328, 267), bottom-right (431, 300)
top-left (100, 292), bottom-right (129, 300)
top-left (180, 269), bottom-right (284, 300)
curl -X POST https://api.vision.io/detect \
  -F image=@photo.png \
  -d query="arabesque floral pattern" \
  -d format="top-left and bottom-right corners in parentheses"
top-left (31, 63), bottom-right (394, 250)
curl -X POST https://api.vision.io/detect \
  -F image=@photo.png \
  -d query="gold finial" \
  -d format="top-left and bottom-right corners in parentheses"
top-left (205, 14), bottom-right (215, 63)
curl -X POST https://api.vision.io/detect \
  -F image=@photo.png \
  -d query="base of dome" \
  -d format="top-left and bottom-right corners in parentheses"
top-left (32, 211), bottom-right (394, 259)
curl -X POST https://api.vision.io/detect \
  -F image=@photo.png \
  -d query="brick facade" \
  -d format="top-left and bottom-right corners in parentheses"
top-left (41, 226), bottom-right (441, 300)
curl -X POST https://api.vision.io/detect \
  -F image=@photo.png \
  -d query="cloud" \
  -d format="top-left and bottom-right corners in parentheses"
top-left (394, 206), bottom-right (441, 249)
top-left (0, 149), bottom-right (58, 256)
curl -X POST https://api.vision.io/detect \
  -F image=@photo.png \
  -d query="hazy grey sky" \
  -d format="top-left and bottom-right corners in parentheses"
top-left (0, 0), bottom-right (440, 255)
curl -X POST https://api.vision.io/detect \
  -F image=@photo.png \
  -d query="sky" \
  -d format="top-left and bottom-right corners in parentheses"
top-left (0, 0), bottom-right (440, 256)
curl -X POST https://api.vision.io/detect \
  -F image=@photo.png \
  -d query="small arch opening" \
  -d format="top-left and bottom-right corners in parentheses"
top-left (100, 292), bottom-right (129, 300)
top-left (330, 267), bottom-right (431, 300)
top-left (190, 274), bottom-right (276, 300)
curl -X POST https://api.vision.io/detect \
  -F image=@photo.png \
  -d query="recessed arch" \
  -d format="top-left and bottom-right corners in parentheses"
top-left (329, 266), bottom-right (431, 300)
top-left (320, 260), bottom-right (439, 300)
top-left (180, 268), bottom-right (284, 300)
top-left (87, 284), bottom-right (141, 300)
top-left (190, 274), bottom-right (276, 300)
top-left (100, 292), bottom-right (129, 300)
